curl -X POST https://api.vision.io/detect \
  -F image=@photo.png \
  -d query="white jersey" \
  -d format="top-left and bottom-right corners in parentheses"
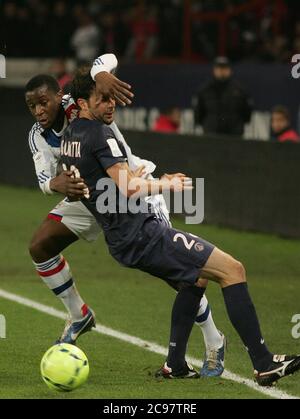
top-left (29, 119), bottom-right (66, 194)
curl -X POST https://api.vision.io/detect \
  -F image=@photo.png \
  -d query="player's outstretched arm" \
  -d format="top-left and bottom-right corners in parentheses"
top-left (91, 54), bottom-right (134, 107)
top-left (106, 163), bottom-right (193, 198)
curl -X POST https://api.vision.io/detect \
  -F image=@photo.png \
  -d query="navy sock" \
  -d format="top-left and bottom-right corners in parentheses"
top-left (222, 283), bottom-right (273, 372)
top-left (167, 285), bottom-right (205, 373)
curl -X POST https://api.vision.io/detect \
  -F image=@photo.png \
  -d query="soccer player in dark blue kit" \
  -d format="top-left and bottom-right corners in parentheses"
top-left (61, 69), bottom-right (300, 387)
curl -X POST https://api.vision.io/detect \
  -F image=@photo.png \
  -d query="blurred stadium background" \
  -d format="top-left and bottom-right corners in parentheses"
top-left (1, 0), bottom-right (300, 137)
top-left (1, 0), bottom-right (300, 400)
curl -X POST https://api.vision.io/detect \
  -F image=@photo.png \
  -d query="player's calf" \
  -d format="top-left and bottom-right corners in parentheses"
top-left (202, 248), bottom-right (275, 376)
top-left (30, 219), bottom-right (91, 326)
top-left (33, 254), bottom-right (90, 323)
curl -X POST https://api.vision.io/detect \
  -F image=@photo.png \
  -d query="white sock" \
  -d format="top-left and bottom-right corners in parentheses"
top-left (195, 295), bottom-right (223, 350)
top-left (34, 255), bottom-right (88, 322)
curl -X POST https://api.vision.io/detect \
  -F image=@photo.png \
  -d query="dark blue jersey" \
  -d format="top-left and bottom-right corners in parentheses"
top-left (61, 118), bottom-right (215, 284)
top-left (61, 118), bottom-right (160, 255)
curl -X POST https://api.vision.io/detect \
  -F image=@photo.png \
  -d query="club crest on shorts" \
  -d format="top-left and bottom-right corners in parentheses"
top-left (194, 242), bottom-right (205, 252)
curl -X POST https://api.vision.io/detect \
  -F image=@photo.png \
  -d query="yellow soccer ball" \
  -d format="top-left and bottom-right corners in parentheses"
top-left (40, 344), bottom-right (89, 392)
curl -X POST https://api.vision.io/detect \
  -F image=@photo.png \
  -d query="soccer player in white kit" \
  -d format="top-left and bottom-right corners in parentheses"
top-left (25, 55), bottom-right (226, 377)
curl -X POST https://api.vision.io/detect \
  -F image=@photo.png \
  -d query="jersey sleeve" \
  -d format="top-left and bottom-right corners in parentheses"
top-left (90, 124), bottom-right (127, 171)
top-left (90, 54), bottom-right (118, 80)
top-left (109, 122), bottom-right (157, 176)
top-left (28, 125), bottom-right (58, 195)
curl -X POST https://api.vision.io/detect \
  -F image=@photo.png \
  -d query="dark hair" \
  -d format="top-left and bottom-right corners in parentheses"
top-left (25, 74), bottom-right (60, 94)
top-left (70, 66), bottom-right (95, 103)
top-left (272, 105), bottom-right (291, 122)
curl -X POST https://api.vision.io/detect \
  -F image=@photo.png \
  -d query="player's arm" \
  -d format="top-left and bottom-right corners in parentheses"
top-left (91, 54), bottom-right (134, 107)
top-left (29, 129), bottom-right (87, 198)
top-left (106, 162), bottom-right (192, 198)
top-left (35, 159), bottom-right (88, 200)
top-left (49, 171), bottom-right (88, 200)
top-left (93, 126), bottom-right (192, 197)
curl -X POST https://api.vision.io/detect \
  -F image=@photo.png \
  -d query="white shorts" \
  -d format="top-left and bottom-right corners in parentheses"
top-left (48, 196), bottom-right (171, 243)
top-left (48, 199), bottom-right (101, 242)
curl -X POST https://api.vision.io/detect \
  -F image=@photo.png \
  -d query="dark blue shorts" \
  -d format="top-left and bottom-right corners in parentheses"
top-left (112, 218), bottom-right (215, 285)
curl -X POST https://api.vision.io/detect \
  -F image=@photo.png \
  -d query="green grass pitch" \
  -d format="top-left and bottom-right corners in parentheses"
top-left (0, 185), bottom-right (299, 399)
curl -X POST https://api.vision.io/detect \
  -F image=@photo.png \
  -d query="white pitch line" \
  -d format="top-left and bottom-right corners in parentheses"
top-left (0, 288), bottom-right (298, 400)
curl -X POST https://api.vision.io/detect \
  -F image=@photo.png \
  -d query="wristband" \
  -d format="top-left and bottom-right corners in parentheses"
top-left (90, 54), bottom-right (118, 80)
top-left (44, 179), bottom-right (55, 195)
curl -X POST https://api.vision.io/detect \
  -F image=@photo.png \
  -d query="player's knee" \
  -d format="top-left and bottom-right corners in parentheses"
top-left (29, 234), bottom-right (50, 261)
top-left (227, 260), bottom-right (246, 285)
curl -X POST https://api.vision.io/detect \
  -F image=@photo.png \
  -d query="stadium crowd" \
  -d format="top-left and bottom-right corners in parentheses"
top-left (1, 0), bottom-right (299, 142)
top-left (1, 0), bottom-right (300, 63)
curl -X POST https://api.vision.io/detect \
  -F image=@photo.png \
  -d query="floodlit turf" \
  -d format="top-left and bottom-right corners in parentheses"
top-left (0, 185), bottom-right (300, 399)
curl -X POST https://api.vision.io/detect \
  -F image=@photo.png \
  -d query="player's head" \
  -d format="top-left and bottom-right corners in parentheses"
top-left (25, 75), bottom-right (63, 129)
top-left (271, 106), bottom-right (291, 134)
top-left (71, 67), bottom-right (116, 125)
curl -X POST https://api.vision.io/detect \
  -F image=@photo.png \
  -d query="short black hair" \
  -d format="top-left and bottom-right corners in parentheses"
top-left (70, 66), bottom-right (96, 103)
top-left (25, 74), bottom-right (60, 94)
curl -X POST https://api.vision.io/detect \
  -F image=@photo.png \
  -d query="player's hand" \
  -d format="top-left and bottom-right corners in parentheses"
top-left (95, 72), bottom-right (134, 107)
top-left (68, 165), bottom-right (90, 199)
top-left (161, 173), bottom-right (193, 192)
top-left (132, 165), bottom-right (146, 178)
top-left (50, 172), bottom-right (88, 201)
top-left (161, 173), bottom-right (187, 182)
